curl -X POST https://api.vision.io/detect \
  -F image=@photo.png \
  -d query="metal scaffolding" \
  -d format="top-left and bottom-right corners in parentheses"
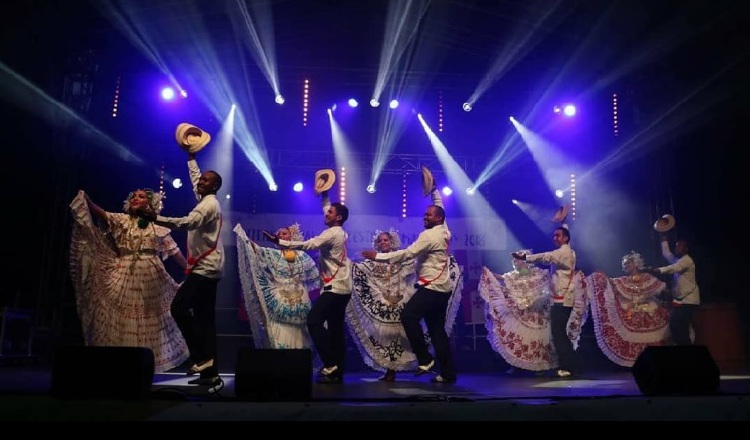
top-left (265, 149), bottom-right (480, 176)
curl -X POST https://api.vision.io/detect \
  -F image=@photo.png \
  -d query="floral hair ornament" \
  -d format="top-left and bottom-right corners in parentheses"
top-left (512, 249), bottom-right (534, 273)
top-left (372, 228), bottom-right (401, 250)
top-left (286, 223), bottom-right (304, 242)
top-left (621, 250), bottom-right (645, 273)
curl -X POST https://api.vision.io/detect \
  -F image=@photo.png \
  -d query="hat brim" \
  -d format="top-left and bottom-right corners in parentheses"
top-left (551, 204), bottom-right (569, 222)
top-left (421, 166), bottom-right (434, 197)
top-left (653, 215), bottom-right (676, 233)
top-left (314, 169), bottom-right (336, 195)
top-left (175, 123), bottom-right (211, 153)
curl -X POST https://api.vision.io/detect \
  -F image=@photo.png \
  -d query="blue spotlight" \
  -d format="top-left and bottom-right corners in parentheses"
top-left (172, 178), bottom-right (183, 189)
top-left (389, 99), bottom-right (399, 109)
top-left (225, 194), bottom-right (231, 200)
top-left (370, 99), bottom-right (380, 108)
top-left (269, 183), bottom-right (278, 192)
top-left (366, 184), bottom-right (376, 194)
top-left (462, 102), bottom-right (472, 112)
top-left (275, 95), bottom-right (285, 105)
top-left (179, 89), bottom-right (188, 98)
top-left (511, 199), bottom-right (519, 205)
top-left (161, 87), bottom-right (176, 101)
top-left (293, 182), bottom-right (303, 192)
top-left (555, 189), bottom-right (564, 198)
top-left (466, 187), bottom-right (476, 195)
top-left (442, 186), bottom-right (452, 196)
top-left (348, 98), bottom-right (359, 108)
top-left (563, 104), bottom-right (576, 117)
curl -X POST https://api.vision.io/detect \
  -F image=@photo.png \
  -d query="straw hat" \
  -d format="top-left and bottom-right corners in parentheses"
top-left (421, 165), bottom-right (435, 197)
top-left (314, 169), bottom-right (336, 195)
top-left (653, 214), bottom-right (676, 233)
top-left (175, 123), bottom-right (211, 153)
top-left (551, 204), bottom-right (569, 222)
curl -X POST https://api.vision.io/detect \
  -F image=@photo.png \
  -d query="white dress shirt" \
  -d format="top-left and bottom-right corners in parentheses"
top-left (525, 243), bottom-right (576, 306)
top-left (155, 159), bottom-right (224, 279)
top-left (657, 241), bottom-right (700, 305)
top-left (372, 189), bottom-right (451, 293)
top-left (279, 193), bottom-right (352, 294)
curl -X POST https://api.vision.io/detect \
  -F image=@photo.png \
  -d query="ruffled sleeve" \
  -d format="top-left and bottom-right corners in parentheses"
top-left (155, 224), bottom-right (180, 260)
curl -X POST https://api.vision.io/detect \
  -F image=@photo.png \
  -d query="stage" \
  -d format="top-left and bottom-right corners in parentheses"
top-left (1, 359), bottom-right (749, 421)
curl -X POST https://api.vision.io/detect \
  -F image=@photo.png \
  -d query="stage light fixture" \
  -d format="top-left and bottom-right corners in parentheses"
top-left (161, 87), bottom-right (176, 101)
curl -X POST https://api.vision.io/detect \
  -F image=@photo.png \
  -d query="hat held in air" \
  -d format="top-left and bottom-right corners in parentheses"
top-left (314, 169), bottom-right (336, 195)
top-left (175, 123), bottom-right (211, 154)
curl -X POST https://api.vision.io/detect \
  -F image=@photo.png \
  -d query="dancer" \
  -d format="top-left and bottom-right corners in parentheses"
top-left (138, 131), bottom-right (224, 390)
top-left (234, 222), bottom-right (319, 350)
top-left (586, 251), bottom-right (670, 367)
top-left (264, 171), bottom-right (352, 384)
top-left (69, 188), bottom-right (190, 373)
top-left (479, 251), bottom-right (587, 373)
top-left (511, 226), bottom-right (586, 377)
top-left (348, 228), bottom-right (463, 381)
top-left (361, 169), bottom-right (462, 383)
top-left (643, 235), bottom-right (700, 345)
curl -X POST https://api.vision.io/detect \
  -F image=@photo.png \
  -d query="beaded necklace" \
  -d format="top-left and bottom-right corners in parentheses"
top-left (125, 216), bottom-right (155, 272)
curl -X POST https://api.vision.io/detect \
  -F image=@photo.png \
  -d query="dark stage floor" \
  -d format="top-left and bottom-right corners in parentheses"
top-left (1, 357), bottom-right (749, 420)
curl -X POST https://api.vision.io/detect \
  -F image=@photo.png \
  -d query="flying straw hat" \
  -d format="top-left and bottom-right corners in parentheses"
top-left (421, 165), bottom-right (435, 197)
top-left (314, 169), bottom-right (336, 195)
top-left (175, 122), bottom-right (211, 153)
top-left (653, 214), bottom-right (676, 233)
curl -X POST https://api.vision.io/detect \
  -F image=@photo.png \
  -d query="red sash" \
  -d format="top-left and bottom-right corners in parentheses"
top-left (185, 215), bottom-right (223, 275)
top-left (321, 241), bottom-right (347, 284)
top-left (418, 234), bottom-right (449, 287)
top-left (552, 270), bottom-right (575, 301)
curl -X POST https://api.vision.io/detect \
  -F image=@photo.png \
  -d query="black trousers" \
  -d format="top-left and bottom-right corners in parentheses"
top-left (670, 303), bottom-right (698, 345)
top-left (551, 304), bottom-right (577, 373)
top-left (171, 273), bottom-right (219, 377)
top-left (307, 291), bottom-right (351, 374)
top-left (401, 286), bottom-right (455, 380)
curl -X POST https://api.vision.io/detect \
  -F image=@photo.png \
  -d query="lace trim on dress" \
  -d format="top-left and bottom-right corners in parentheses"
top-left (345, 255), bottom-right (463, 372)
top-left (585, 271), bottom-right (672, 367)
top-left (478, 266), bottom-right (589, 371)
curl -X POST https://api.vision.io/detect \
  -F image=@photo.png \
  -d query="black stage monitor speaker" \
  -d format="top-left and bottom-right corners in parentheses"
top-left (235, 348), bottom-right (313, 401)
top-left (51, 346), bottom-right (155, 399)
top-left (632, 345), bottom-right (720, 396)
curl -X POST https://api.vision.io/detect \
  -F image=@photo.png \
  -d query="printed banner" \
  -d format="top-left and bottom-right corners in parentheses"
top-left (224, 211), bottom-right (507, 252)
